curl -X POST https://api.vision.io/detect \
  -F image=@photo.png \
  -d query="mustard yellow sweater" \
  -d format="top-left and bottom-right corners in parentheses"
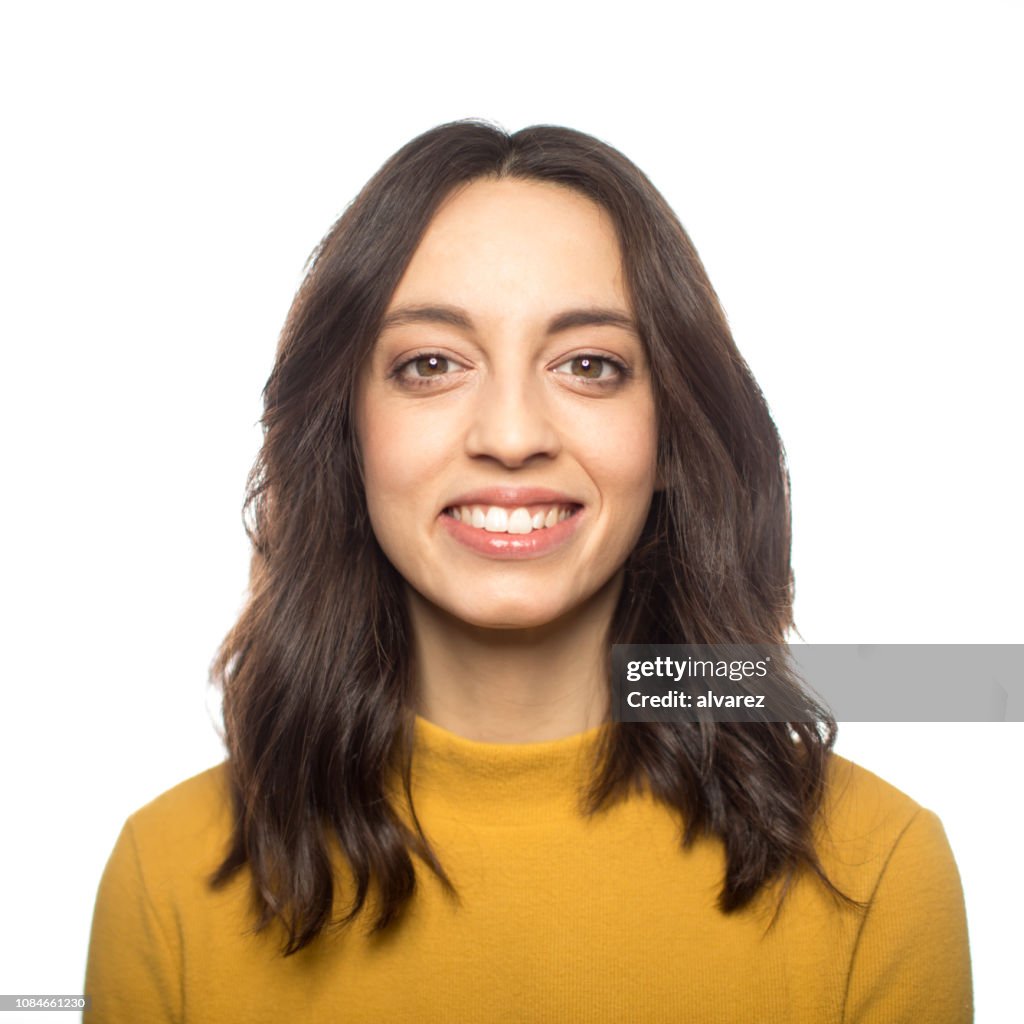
top-left (85, 716), bottom-right (972, 1022)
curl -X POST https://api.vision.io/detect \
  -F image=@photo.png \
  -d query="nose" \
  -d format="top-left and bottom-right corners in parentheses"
top-left (463, 368), bottom-right (561, 468)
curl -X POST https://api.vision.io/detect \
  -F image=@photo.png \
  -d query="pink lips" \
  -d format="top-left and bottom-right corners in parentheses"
top-left (437, 487), bottom-right (585, 560)
top-left (441, 486), bottom-right (582, 510)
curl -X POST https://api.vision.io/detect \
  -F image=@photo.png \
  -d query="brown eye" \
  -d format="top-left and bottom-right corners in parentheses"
top-left (571, 356), bottom-right (603, 379)
top-left (552, 354), bottom-right (626, 383)
top-left (390, 352), bottom-right (466, 390)
top-left (413, 355), bottom-right (449, 377)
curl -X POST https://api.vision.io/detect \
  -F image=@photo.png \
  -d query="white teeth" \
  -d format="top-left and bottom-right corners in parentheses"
top-left (448, 504), bottom-right (577, 535)
top-left (508, 508), bottom-right (532, 534)
top-left (484, 507), bottom-right (508, 532)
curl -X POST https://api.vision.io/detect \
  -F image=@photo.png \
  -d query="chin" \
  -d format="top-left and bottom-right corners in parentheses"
top-left (454, 608), bottom-right (565, 632)
top-left (444, 594), bottom-right (574, 632)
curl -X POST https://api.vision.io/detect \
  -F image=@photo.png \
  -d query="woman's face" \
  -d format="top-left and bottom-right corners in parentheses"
top-left (355, 177), bottom-right (659, 630)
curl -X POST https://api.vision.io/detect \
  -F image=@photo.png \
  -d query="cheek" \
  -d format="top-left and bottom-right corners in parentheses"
top-left (359, 430), bottom-right (423, 563)
top-left (363, 436), bottom-right (415, 503)
top-left (358, 398), bottom-right (450, 522)
top-left (578, 403), bottom-right (659, 495)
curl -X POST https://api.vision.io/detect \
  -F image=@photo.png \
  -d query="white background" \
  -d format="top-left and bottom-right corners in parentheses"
top-left (1, 1), bottom-right (1020, 1019)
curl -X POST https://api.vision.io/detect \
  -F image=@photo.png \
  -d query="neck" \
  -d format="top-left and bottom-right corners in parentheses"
top-left (407, 572), bottom-right (622, 743)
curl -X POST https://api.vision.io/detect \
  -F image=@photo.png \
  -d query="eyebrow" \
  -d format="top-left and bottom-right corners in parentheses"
top-left (378, 304), bottom-right (640, 337)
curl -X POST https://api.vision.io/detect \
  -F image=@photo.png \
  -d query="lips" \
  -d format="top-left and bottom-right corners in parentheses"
top-left (437, 488), bottom-right (586, 559)
top-left (442, 486), bottom-right (583, 510)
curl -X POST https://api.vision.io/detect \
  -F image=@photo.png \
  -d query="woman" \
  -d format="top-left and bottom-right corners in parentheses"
top-left (85, 120), bottom-right (972, 1022)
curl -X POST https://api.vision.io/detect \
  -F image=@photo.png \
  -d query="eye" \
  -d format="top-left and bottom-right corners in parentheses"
top-left (390, 351), bottom-right (466, 388)
top-left (403, 354), bottom-right (450, 378)
top-left (551, 354), bottom-right (627, 383)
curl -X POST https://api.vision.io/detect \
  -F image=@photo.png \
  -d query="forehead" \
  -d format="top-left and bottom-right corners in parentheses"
top-left (387, 177), bottom-right (631, 316)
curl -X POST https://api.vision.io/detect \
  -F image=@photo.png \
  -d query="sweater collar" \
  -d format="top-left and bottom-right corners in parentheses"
top-left (400, 714), bottom-right (611, 828)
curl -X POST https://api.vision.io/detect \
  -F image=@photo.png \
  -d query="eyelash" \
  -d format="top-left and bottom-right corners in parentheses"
top-left (388, 351), bottom-right (632, 390)
top-left (552, 354), bottom-right (632, 385)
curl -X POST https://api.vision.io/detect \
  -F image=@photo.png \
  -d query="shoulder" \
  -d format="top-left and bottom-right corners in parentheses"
top-left (814, 758), bottom-right (973, 1020)
top-left (821, 752), bottom-right (921, 831)
top-left (814, 753), bottom-right (958, 903)
top-left (87, 765), bottom-right (251, 1018)
top-left (118, 762), bottom-right (235, 884)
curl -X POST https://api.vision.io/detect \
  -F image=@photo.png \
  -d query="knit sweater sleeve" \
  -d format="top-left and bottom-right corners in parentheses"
top-left (842, 808), bottom-right (973, 1023)
top-left (84, 817), bottom-right (183, 1024)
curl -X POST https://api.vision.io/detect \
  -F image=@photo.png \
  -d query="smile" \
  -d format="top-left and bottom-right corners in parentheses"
top-left (443, 504), bottom-right (580, 535)
top-left (438, 502), bottom-right (585, 560)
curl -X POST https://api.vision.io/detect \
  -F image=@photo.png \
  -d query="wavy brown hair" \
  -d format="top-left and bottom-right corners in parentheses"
top-left (210, 119), bottom-right (841, 955)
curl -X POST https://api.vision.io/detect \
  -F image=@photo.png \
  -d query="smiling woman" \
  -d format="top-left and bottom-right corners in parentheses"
top-left (357, 177), bottom-right (658, 720)
top-left (83, 120), bottom-right (972, 1022)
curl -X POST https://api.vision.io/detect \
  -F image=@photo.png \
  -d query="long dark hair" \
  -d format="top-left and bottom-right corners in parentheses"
top-left (210, 119), bottom-right (841, 955)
